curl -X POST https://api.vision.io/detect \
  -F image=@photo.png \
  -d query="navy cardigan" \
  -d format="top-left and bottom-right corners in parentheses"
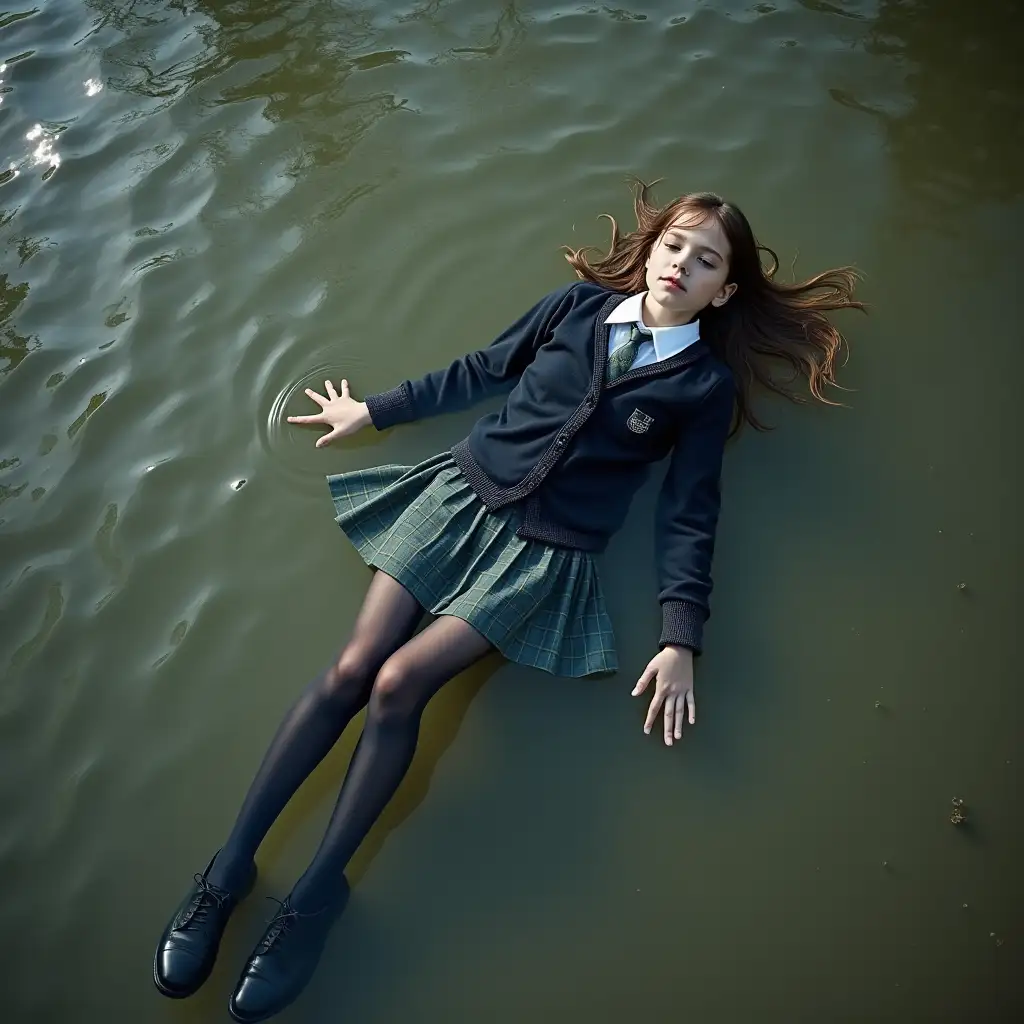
top-left (365, 281), bottom-right (735, 654)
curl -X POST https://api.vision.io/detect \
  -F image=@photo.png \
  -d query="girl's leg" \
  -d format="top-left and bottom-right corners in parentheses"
top-left (287, 614), bottom-right (494, 911)
top-left (207, 571), bottom-right (424, 893)
top-left (227, 616), bottom-right (494, 1021)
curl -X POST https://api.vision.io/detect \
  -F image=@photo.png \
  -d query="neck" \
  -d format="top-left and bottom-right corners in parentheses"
top-left (641, 292), bottom-right (699, 328)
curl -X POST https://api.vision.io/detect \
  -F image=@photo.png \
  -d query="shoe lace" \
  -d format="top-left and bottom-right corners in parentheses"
top-left (178, 874), bottom-right (231, 929)
top-left (256, 897), bottom-right (324, 955)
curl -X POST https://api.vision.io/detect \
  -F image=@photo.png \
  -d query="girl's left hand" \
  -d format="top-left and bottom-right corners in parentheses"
top-left (631, 645), bottom-right (695, 746)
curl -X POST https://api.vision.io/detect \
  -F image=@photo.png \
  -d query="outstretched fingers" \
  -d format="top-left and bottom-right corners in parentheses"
top-left (287, 384), bottom-right (333, 424)
top-left (673, 698), bottom-right (685, 741)
top-left (316, 425), bottom-right (342, 449)
top-left (632, 664), bottom-right (656, 697)
top-left (643, 689), bottom-right (665, 736)
top-left (662, 695), bottom-right (677, 745)
top-left (632, 653), bottom-right (696, 746)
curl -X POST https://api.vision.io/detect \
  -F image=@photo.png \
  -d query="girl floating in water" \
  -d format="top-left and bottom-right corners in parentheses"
top-left (153, 183), bottom-right (860, 1022)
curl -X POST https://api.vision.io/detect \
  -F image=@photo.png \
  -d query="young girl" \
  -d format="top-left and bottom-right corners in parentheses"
top-left (153, 183), bottom-right (860, 1023)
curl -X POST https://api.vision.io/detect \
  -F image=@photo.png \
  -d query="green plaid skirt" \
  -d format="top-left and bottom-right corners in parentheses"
top-left (326, 452), bottom-right (617, 677)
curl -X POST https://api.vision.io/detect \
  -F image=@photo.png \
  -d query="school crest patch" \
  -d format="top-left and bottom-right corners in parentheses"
top-left (627, 408), bottom-right (654, 434)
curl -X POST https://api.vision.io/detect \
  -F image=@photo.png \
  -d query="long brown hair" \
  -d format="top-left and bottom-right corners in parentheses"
top-left (562, 180), bottom-right (864, 431)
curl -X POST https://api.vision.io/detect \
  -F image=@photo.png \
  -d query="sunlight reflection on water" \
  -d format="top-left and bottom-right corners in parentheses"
top-left (0, 66), bottom-right (105, 184)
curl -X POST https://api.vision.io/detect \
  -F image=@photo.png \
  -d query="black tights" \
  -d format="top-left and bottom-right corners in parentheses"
top-left (206, 572), bottom-right (493, 911)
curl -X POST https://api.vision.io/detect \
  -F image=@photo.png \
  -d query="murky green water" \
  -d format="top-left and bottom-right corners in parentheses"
top-left (1, 0), bottom-right (1021, 1020)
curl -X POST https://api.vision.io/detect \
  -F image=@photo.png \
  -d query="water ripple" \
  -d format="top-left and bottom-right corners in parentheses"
top-left (261, 351), bottom-right (371, 490)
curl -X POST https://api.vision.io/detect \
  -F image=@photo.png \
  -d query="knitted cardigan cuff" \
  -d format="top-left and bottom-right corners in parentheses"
top-left (659, 599), bottom-right (706, 654)
top-left (364, 384), bottom-right (416, 430)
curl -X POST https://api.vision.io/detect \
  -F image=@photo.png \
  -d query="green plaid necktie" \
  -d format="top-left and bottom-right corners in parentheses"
top-left (606, 323), bottom-right (645, 383)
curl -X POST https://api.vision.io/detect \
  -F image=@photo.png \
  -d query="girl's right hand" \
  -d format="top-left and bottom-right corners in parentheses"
top-left (287, 379), bottom-right (373, 448)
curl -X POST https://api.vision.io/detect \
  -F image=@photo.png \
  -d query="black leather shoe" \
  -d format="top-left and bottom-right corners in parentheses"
top-left (153, 853), bottom-right (257, 999)
top-left (228, 883), bottom-right (349, 1023)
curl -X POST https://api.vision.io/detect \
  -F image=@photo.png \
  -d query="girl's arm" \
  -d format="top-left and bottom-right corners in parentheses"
top-left (631, 375), bottom-right (735, 746)
top-left (288, 284), bottom-right (579, 447)
top-left (364, 283), bottom-right (579, 430)
top-left (653, 375), bottom-right (734, 651)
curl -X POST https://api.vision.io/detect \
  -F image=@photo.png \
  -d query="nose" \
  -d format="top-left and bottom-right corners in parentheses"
top-left (671, 253), bottom-right (689, 275)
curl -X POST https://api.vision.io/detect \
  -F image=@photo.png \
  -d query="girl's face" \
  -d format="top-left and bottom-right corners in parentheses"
top-left (644, 216), bottom-right (737, 324)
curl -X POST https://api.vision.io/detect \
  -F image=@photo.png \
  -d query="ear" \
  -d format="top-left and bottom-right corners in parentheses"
top-left (711, 282), bottom-right (738, 307)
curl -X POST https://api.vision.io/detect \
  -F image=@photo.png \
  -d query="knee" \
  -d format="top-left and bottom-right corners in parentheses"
top-left (318, 645), bottom-right (374, 708)
top-left (367, 658), bottom-right (418, 723)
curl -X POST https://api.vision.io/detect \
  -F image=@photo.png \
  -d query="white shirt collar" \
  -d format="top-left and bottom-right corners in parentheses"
top-left (604, 292), bottom-right (701, 360)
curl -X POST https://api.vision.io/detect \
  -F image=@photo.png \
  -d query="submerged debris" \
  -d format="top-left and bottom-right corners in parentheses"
top-left (950, 797), bottom-right (967, 826)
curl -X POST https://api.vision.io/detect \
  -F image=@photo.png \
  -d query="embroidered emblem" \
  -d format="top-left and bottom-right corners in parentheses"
top-left (627, 408), bottom-right (654, 434)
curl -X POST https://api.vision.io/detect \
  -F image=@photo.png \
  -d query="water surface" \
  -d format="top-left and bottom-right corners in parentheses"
top-left (1, 1), bottom-right (1021, 1021)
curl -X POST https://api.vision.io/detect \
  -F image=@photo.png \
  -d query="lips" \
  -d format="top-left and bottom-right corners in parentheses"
top-left (661, 276), bottom-right (686, 292)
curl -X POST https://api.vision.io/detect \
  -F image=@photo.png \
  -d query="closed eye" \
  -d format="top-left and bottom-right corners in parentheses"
top-left (666, 242), bottom-right (717, 269)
